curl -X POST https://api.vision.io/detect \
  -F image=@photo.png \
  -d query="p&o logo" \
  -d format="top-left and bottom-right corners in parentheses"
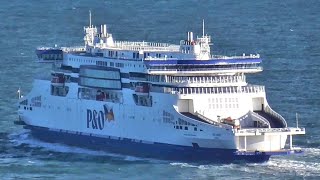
top-left (87, 104), bottom-right (114, 130)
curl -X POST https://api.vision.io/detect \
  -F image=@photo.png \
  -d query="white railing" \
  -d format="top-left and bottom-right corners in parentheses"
top-left (165, 75), bottom-right (246, 84)
top-left (148, 66), bottom-right (263, 72)
top-left (177, 85), bottom-right (265, 95)
top-left (114, 41), bottom-right (171, 47)
top-left (211, 53), bottom-right (260, 60)
top-left (194, 112), bottom-right (231, 128)
top-left (265, 105), bottom-right (287, 127)
top-left (113, 41), bottom-right (180, 52)
top-left (37, 46), bottom-right (86, 52)
top-left (144, 57), bottom-right (178, 61)
top-left (37, 47), bottom-right (59, 50)
top-left (234, 127), bottom-right (305, 134)
top-left (61, 46), bottom-right (86, 52)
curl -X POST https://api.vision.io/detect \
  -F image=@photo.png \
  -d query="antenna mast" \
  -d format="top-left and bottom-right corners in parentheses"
top-left (202, 19), bottom-right (205, 36)
top-left (89, 10), bottom-right (92, 27)
top-left (296, 112), bottom-right (299, 128)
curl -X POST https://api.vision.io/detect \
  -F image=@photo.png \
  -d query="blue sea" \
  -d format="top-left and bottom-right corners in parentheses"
top-left (1, 0), bottom-right (320, 179)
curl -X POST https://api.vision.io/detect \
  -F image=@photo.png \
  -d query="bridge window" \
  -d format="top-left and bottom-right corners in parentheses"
top-left (51, 85), bottom-right (69, 97)
top-left (134, 52), bottom-right (138, 58)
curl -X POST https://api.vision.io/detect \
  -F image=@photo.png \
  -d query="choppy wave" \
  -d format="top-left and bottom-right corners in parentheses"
top-left (304, 147), bottom-right (320, 156)
top-left (169, 148), bottom-right (320, 178)
top-left (266, 158), bottom-right (320, 177)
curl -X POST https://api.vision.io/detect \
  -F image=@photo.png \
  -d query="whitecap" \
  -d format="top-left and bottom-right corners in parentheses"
top-left (170, 162), bottom-right (198, 168)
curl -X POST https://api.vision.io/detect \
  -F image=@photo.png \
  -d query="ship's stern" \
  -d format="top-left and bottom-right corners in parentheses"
top-left (233, 127), bottom-right (305, 158)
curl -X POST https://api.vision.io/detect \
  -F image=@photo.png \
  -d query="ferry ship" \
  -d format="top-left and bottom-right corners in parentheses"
top-left (16, 14), bottom-right (305, 163)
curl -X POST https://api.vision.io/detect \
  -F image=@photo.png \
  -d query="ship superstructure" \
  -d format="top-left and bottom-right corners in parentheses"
top-left (17, 15), bottom-right (305, 162)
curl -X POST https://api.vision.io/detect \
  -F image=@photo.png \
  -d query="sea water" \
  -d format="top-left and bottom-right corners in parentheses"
top-left (0, 0), bottom-right (319, 179)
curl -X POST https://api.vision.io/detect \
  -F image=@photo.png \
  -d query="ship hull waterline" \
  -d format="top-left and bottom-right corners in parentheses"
top-left (23, 125), bottom-right (279, 163)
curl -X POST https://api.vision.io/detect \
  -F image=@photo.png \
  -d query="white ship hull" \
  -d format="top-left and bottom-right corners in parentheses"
top-left (18, 79), bottom-right (304, 162)
top-left (17, 17), bottom-right (305, 162)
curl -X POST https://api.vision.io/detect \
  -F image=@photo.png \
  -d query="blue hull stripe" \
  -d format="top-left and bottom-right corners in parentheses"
top-left (25, 125), bottom-right (272, 163)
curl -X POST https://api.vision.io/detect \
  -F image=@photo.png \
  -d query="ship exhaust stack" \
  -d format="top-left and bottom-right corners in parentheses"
top-left (100, 25), bottom-right (103, 36)
top-left (103, 24), bottom-right (107, 37)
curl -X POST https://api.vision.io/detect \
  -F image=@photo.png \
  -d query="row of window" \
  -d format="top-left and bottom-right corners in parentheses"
top-left (69, 58), bottom-right (95, 63)
top-left (133, 52), bottom-right (140, 59)
top-left (177, 118), bottom-right (196, 126)
top-left (40, 54), bottom-right (63, 60)
top-left (20, 106), bottom-right (33, 111)
top-left (78, 88), bottom-right (122, 103)
top-left (115, 63), bottom-right (124, 68)
top-left (208, 103), bottom-right (239, 109)
top-left (174, 126), bottom-right (202, 132)
top-left (69, 58), bottom-right (147, 69)
top-left (51, 85), bottom-right (69, 97)
top-left (96, 60), bottom-right (146, 68)
top-left (108, 51), bottom-right (118, 57)
top-left (105, 50), bottom-right (174, 60)
top-left (31, 96), bottom-right (42, 107)
top-left (132, 94), bottom-right (152, 107)
top-left (163, 111), bottom-right (174, 124)
top-left (208, 98), bottom-right (239, 103)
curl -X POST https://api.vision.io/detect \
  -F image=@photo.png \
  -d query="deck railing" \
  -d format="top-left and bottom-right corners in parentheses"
top-left (146, 75), bottom-right (246, 86)
top-left (167, 75), bottom-right (245, 84)
top-left (37, 46), bottom-right (86, 52)
top-left (234, 127), bottom-right (305, 134)
top-left (211, 53), bottom-right (260, 60)
top-left (61, 46), bottom-right (86, 52)
top-left (148, 66), bottom-right (263, 73)
top-left (194, 112), bottom-right (231, 128)
top-left (176, 85), bottom-right (265, 95)
top-left (113, 41), bottom-right (180, 52)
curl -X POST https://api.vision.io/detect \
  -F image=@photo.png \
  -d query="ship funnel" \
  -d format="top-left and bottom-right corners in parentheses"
top-left (186, 32), bottom-right (194, 43)
top-left (103, 24), bottom-right (107, 37)
top-left (190, 32), bottom-right (193, 42)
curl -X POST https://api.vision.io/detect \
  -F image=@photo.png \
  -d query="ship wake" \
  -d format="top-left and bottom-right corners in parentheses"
top-left (169, 148), bottom-right (320, 178)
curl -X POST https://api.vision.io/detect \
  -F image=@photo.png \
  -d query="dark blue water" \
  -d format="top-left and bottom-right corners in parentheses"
top-left (1, 0), bottom-right (320, 179)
